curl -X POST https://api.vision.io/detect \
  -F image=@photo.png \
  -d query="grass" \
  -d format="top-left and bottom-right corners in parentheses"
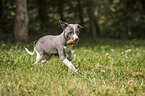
top-left (0, 39), bottom-right (145, 96)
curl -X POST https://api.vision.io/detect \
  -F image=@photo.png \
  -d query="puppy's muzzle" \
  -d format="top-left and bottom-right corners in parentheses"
top-left (74, 38), bottom-right (79, 42)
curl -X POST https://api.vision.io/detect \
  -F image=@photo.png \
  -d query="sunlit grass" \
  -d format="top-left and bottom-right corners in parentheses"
top-left (0, 39), bottom-right (145, 95)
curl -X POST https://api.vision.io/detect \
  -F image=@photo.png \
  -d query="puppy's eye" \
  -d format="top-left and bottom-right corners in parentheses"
top-left (69, 31), bottom-right (73, 34)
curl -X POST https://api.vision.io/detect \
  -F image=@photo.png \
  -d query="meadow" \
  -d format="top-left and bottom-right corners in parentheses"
top-left (0, 39), bottom-right (145, 96)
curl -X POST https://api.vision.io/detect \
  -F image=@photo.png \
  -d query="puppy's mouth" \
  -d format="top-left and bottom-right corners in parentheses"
top-left (66, 39), bottom-right (78, 45)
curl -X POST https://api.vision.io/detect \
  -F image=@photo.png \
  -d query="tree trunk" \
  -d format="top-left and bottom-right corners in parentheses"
top-left (0, 0), bottom-right (1, 18)
top-left (95, 18), bottom-right (100, 36)
top-left (58, 0), bottom-right (65, 21)
top-left (142, 0), bottom-right (145, 11)
top-left (77, 0), bottom-right (84, 26)
top-left (0, 0), bottom-right (2, 31)
top-left (14, 0), bottom-right (28, 43)
top-left (87, 0), bottom-right (97, 40)
top-left (37, 0), bottom-right (48, 30)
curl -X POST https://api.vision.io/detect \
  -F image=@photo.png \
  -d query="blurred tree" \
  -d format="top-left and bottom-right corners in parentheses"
top-left (77, 0), bottom-right (84, 26)
top-left (14, 0), bottom-right (28, 43)
top-left (37, 0), bottom-right (49, 31)
top-left (58, 0), bottom-right (65, 21)
top-left (0, 0), bottom-right (2, 33)
top-left (87, 0), bottom-right (100, 40)
top-left (0, 0), bottom-right (1, 18)
top-left (142, 0), bottom-right (145, 10)
top-left (1, 0), bottom-right (145, 41)
top-left (0, 0), bottom-right (15, 35)
top-left (98, 0), bottom-right (145, 39)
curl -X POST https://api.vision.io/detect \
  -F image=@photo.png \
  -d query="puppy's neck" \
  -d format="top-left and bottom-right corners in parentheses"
top-left (57, 31), bottom-right (67, 46)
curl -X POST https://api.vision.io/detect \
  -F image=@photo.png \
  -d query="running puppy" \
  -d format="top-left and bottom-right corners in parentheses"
top-left (25, 20), bottom-right (83, 71)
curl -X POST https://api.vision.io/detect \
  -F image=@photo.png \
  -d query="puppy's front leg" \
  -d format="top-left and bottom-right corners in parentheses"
top-left (63, 58), bottom-right (77, 71)
top-left (67, 50), bottom-right (74, 61)
top-left (58, 46), bottom-right (77, 71)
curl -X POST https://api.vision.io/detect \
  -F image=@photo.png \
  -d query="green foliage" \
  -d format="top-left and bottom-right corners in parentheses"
top-left (1, 0), bottom-right (145, 39)
top-left (0, 39), bottom-right (145, 95)
top-left (0, 0), bottom-right (15, 34)
top-left (98, 0), bottom-right (145, 39)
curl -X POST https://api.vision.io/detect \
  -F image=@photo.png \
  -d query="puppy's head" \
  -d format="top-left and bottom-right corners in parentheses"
top-left (59, 20), bottom-right (83, 43)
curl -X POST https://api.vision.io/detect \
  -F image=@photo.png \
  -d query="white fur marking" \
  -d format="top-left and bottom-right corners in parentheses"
top-left (73, 26), bottom-right (78, 40)
top-left (41, 60), bottom-right (46, 63)
top-left (34, 50), bottom-right (43, 64)
top-left (63, 58), bottom-right (77, 71)
top-left (73, 34), bottom-right (78, 40)
top-left (74, 27), bottom-right (76, 33)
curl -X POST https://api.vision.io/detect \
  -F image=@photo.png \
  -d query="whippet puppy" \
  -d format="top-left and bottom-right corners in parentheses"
top-left (25, 20), bottom-right (83, 71)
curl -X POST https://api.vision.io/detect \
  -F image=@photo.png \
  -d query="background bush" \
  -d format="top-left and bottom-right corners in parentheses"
top-left (0, 0), bottom-right (145, 40)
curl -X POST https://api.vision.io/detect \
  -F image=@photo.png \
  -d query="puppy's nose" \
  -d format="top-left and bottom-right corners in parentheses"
top-left (74, 38), bottom-right (79, 42)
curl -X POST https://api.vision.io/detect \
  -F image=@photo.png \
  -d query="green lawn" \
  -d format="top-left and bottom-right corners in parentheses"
top-left (0, 39), bottom-right (145, 96)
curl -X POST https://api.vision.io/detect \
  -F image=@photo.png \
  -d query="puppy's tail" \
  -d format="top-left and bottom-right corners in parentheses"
top-left (25, 47), bottom-right (36, 55)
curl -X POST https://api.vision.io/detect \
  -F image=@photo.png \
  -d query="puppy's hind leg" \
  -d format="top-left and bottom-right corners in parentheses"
top-left (34, 50), bottom-right (43, 64)
top-left (41, 55), bottom-right (51, 64)
top-left (41, 60), bottom-right (46, 63)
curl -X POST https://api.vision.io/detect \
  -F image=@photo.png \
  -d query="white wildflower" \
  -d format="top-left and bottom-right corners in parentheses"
top-left (125, 49), bottom-right (131, 53)
top-left (72, 50), bottom-right (74, 53)
top-left (111, 49), bottom-right (114, 51)
top-left (101, 70), bottom-right (106, 72)
top-left (106, 53), bottom-right (109, 55)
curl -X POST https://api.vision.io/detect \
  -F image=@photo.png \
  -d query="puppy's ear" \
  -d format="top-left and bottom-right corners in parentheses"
top-left (59, 20), bottom-right (68, 30)
top-left (77, 24), bottom-right (84, 29)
